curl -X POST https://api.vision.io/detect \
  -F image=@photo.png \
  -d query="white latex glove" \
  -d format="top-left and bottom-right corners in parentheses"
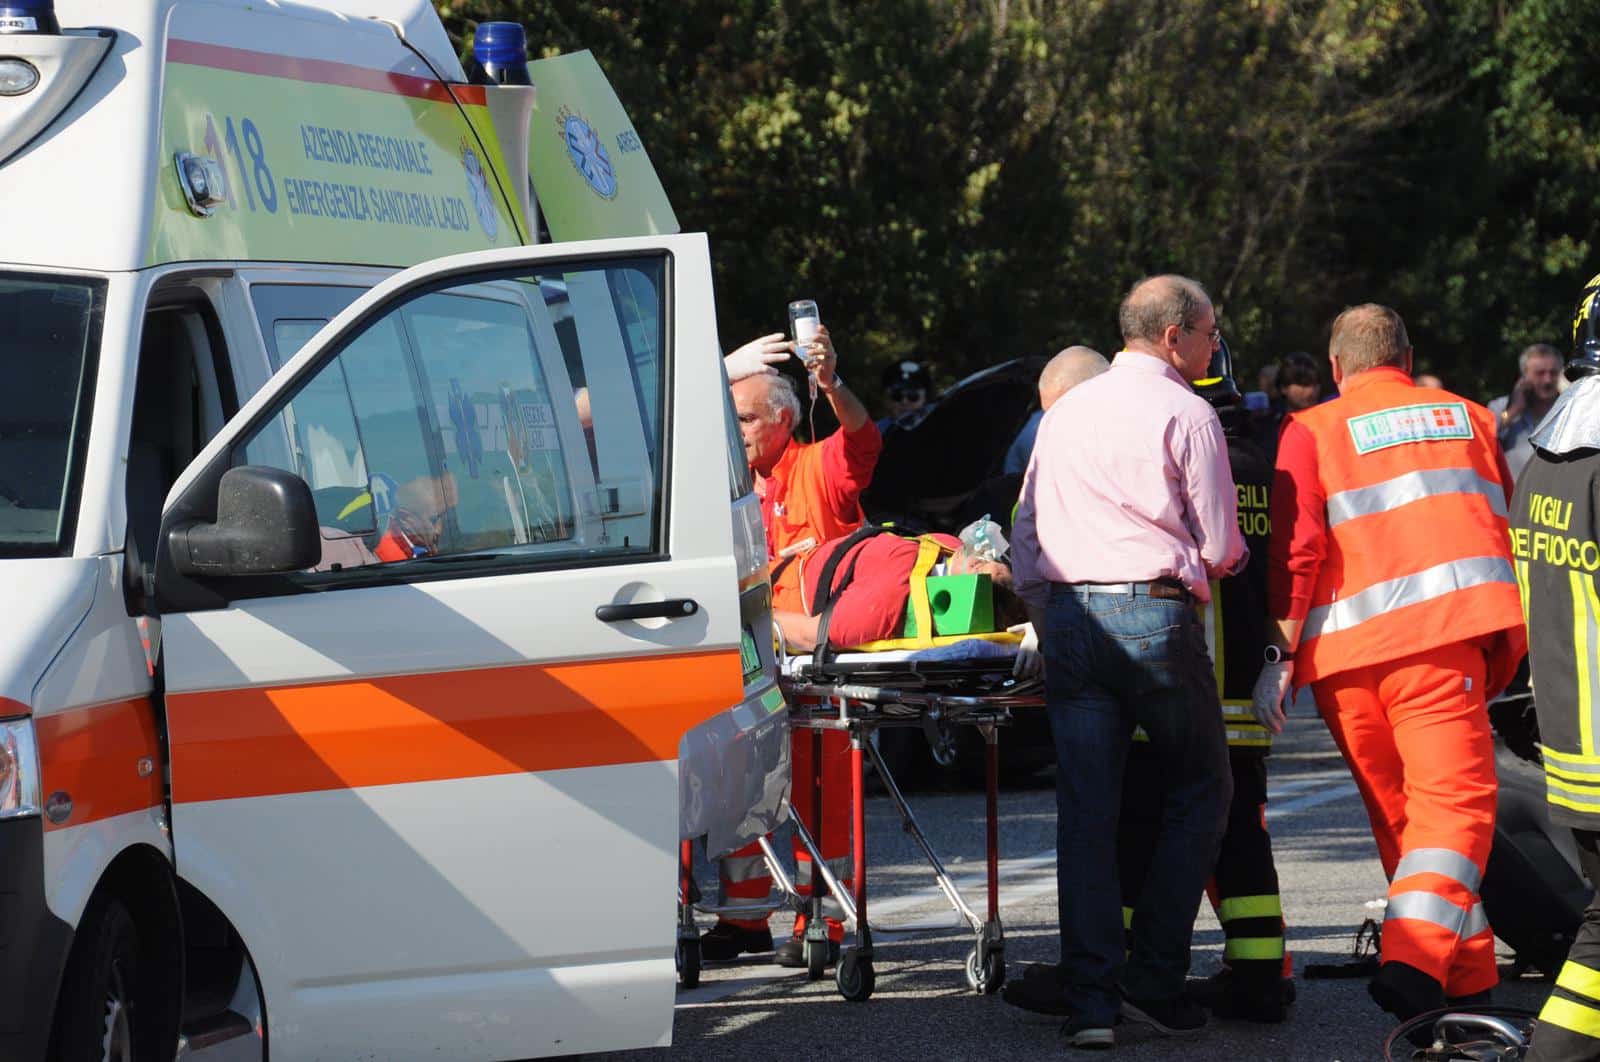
top-left (1010, 623), bottom-right (1043, 680)
top-left (1250, 660), bottom-right (1293, 734)
top-left (724, 333), bottom-right (791, 382)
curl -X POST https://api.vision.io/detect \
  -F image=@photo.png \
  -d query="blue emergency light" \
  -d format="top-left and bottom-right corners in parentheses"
top-left (471, 21), bottom-right (531, 86)
top-left (0, 0), bottom-right (59, 35)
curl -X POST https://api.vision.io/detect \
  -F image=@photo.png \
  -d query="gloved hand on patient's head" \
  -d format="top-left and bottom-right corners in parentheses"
top-left (723, 333), bottom-right (791, 382)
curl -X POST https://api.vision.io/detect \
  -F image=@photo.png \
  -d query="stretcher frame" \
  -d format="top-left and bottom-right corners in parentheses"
top-left (677, 650), bottom-right (1043, 1002)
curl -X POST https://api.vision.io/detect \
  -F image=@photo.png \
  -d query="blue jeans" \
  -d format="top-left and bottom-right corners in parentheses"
top-left (1043, 583), bottom-right (1232, 1025)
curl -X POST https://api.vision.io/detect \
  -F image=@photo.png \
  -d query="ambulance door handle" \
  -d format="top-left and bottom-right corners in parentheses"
top-left (596, 598), bottom-right (699, 623)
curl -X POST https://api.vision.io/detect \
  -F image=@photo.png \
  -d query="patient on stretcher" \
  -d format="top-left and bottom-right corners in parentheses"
top-left (771, 527), bottom-right (1042, 677)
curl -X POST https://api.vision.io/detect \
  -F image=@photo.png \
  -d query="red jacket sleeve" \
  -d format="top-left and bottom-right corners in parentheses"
top-left (1268, 418), bottom-right (1327, 622)
top-left (820, 419), bottom-right (882, 519)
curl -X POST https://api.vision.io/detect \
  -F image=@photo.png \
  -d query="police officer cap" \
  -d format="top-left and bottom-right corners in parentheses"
top-left (882, 360), bottom-right (932, 394)
top-left (1572, 272), bottom-right (1600, 380)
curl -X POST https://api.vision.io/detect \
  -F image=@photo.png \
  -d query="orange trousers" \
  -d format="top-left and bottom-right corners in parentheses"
top-left (1312, 640), bottom-right (1499, 997)
top-left (718, 725), bottom-right (854, 941)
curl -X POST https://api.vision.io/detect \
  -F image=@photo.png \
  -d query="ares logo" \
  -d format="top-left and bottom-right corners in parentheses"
top-left (459, 139), bottom-right (499, 239)
top-left (557, 106), bottom-right (618, 200)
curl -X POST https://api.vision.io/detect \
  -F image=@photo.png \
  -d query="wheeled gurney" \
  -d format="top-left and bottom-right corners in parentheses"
top-left (678, 634), bottom-right (1044, 1002)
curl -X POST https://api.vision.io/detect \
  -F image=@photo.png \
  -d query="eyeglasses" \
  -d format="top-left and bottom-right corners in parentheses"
top-left (888, 387), bottom-right (926, 402)
top-left (1185, 324), bottom-right (1222, 344)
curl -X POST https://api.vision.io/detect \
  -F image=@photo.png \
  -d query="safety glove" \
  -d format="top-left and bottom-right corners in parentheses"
top-left (1009, 622), bottom-right (1043, 680)
top-left (1250, 660), bottom-right (1292, 734)
top-left (723, 333), bottom-right (791, 382)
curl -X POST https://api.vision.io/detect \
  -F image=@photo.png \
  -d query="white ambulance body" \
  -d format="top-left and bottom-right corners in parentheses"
top-left (0, 2), bottom-right (786, 1059)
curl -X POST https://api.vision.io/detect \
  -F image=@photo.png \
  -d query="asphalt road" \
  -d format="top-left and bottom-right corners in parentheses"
top-left (600, 698), bottom-right (1550, 1061)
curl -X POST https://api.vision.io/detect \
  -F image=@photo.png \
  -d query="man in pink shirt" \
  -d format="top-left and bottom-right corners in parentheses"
top-left (1005, 275), bottom-right (1247, 1048)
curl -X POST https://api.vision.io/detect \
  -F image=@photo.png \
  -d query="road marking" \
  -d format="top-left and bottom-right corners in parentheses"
top-left (1267, 782), bottom-right (1360, 819)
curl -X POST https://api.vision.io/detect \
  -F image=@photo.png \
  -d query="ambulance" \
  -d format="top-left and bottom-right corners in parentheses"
top-left (0, 1), bottom-right (787, 1058)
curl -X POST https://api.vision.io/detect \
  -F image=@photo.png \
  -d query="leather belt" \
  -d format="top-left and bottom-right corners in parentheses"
top-left (1070, 579), bottom-right (1194, 602)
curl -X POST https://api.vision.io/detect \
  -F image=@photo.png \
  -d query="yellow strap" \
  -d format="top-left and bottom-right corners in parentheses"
top-left (905, 536), bottom-right (943, 648)
top-left (849, 630), bottom-right (1022, 653)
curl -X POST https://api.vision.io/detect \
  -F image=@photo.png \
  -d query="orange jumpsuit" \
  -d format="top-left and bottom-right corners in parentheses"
top-left (1270, 368), bottom-right (1525, 996)
top-left (720, 422), bottom-right (881, 937)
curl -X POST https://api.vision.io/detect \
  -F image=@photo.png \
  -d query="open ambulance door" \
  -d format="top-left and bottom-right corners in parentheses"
top-left (151, 234), bottom-right (741, 1060)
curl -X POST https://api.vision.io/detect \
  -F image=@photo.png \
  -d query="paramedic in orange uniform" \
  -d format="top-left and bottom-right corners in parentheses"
top-left (704, 326), bottom-right (882, 965)
top-left (1253, 303), bottom-right (1526, 1022)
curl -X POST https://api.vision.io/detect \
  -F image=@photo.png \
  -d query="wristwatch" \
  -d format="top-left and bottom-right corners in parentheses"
top-left (1263, 644), bottom-right (1294, 665)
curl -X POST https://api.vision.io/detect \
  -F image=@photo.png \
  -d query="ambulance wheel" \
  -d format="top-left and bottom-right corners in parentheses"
top-left (52, 895), bottom-right (148, 1062)
top-left (966, 945), bottom-right (1005, 994)
top-left (836, 949), bottom-right (875, 1002)
top-left (676, 937), bottom-right (701, 988)
top-left (805, 938), bottom-right (829, 981)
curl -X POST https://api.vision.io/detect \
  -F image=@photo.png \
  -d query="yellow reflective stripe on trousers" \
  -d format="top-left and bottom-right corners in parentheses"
top-left (1574, 571), bottom-right (1600, 756)
top-left (1557, 960), bottom-right (1600, 1004)
top-left (1218, 895), bottom-right (1282, 922)
top-left (1393, 847), bottom-right (1482, 893)
top-left (1224, 937), bottom-right (1286, 960)
top-left (1302, 556), bottom-right (1516, 644)
top-left (1326, 467), bottom-right (1509, 528)
top-left (1122, 906), bottom-right (1134, 930)
top-left (1541, 995), bottom-right (1600, 1040)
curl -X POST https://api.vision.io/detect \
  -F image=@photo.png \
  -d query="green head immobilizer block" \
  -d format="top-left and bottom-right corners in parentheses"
top-left (902, 573), bottom-right (994, 638)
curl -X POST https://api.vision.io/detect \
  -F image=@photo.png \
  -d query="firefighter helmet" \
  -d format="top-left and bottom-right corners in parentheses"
top-left (1572, 272), bottom-right (1600, 380)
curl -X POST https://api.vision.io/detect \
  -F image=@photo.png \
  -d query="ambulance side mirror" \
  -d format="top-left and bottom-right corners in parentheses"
top-left (166, 465), bottom-right (320, 578)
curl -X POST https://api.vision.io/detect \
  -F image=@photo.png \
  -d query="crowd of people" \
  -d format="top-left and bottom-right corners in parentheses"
top-left (707, 270), bottom-right (1600, 1058)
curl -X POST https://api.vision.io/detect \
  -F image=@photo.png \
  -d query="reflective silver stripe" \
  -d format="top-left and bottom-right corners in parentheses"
top-left (1541, 746), bottom-right (1600, 775)
top-left (1464, 902), bottom-right (1490, 938)
top-left (1303, 556), bottom-right (1517, 643)
top-left (1546, 776), bottom-right (1600, 811)
top-left (1385, 891), bottom-right (1488, 939)
top-left (1393, 848), bottom-right (1481, 892)
top-left (1326, 468), bottom-right (1508, 528)
top-left (1226, 729), bottom-right (1272, 746)
top-left (721, 854), bottom-right (769, 882)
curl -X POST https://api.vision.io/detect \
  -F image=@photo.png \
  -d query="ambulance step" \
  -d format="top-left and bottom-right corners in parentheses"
top-left (177, 1010), bottom-right (254, 1053)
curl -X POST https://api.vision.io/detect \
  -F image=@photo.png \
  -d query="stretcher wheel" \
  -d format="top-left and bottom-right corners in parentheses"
top-left (836, 949), bottom-right (874, 1002)
top-left (676, 937), bottom-right (701, 988)
top-left (965, 945), bottom-right (1005, 994)
top-left (804, 938), bottom-right (829, 981)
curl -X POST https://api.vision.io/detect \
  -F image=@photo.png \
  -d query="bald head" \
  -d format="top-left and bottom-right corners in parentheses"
top-left (1329, 304), bottom-right (1411, 376)
top-left (1039, 346), bottom-right (1108, 410)
top-left (1119, 275), bottom-right (1211, 344)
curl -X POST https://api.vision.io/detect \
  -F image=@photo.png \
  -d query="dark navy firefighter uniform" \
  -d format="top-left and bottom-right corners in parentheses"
top-left (1119, 416), bottom-right (1291, 1015)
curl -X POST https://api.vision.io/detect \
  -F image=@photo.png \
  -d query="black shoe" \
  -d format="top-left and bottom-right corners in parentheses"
top-left (1060, 1019), bottom-right (1115, 1050)
top-left (1002, 974), bottom-right (1074, 1019)
top-left (1446, 988), bottom-right (1494, 1008)
top-left (1368, 960), bottom-right (1446, 1022)
top-left (699, 922), bottom-right (772, 961)
top-left (1187, 969), bottom-right (1288, 1024)
top-left (772, 935), bottom-right (838, 968)
top-left (1021, 961), bottom-right (1068, 986)
top-left (1120, 994), bottom-right (1208, 1036)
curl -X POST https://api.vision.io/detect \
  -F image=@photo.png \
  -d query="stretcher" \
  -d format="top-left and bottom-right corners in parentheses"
top-left (677, 632), bottom-right (1044, 1002)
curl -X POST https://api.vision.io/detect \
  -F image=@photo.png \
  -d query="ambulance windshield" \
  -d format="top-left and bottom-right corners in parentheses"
top-left (0, 273), bottom-right (105, 556)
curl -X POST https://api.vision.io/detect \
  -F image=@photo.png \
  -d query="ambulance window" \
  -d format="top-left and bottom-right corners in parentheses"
top-left (233, 254), bottom-right (665, 579)
top-left (0, 274), bottom-right (105, 557)
top-left (250, 284), bottom-right (366, 368)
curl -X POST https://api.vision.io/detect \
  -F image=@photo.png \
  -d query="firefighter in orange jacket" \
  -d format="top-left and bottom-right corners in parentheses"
top-left (1252, 303), bottom-right (1527, 1022)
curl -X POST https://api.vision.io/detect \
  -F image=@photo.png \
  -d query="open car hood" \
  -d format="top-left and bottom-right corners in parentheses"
top-left (862, 356), bottom-right (1046, 534)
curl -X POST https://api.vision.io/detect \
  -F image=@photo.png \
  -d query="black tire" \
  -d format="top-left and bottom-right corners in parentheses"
top-left (51, 896), bottom-right (147, 1062)
top-left (965, 945), bottom-right (1006, 994)
top-left (835, 949), bottom-right (875, 1002)
top-left (676, 937), bottom-right (701, 988)
top-left (804, 937), bottom-right (828, 981)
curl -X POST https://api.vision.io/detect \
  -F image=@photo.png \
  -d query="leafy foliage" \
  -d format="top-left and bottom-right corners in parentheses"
top-left (437, 0), bottom-right (1598, 404)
